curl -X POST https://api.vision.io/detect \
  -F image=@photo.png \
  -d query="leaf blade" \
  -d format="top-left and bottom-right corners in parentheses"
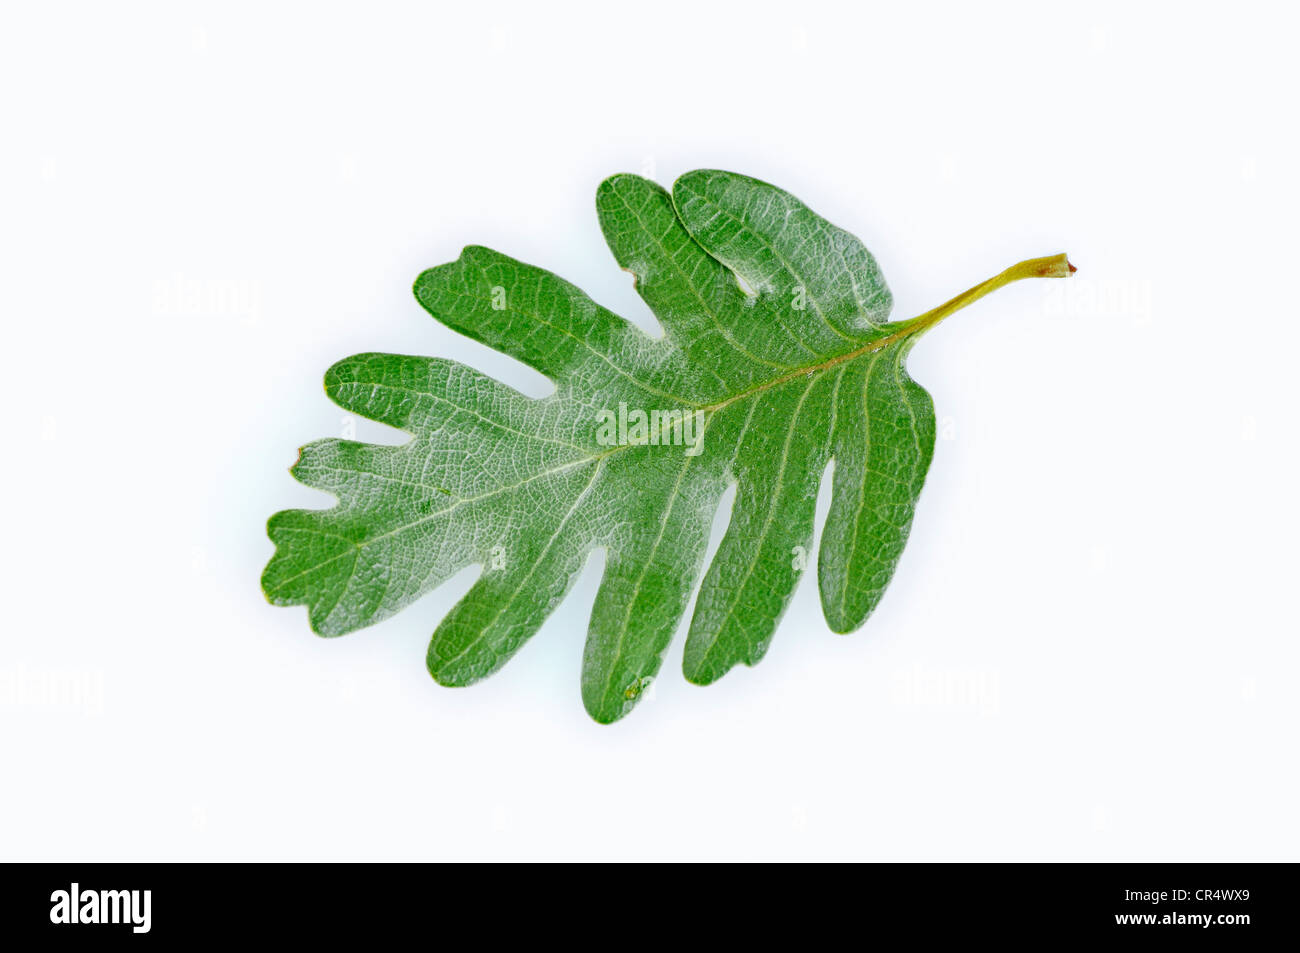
top-left (263, 169), bottom-right (1069, 721)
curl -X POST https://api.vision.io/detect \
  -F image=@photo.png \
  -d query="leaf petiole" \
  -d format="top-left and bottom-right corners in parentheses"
top-left (897, 252), bottom-right (1076, 342)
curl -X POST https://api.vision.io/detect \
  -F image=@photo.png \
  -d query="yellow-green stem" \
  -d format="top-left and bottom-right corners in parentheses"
top-left (897, 252), bottom-right (1076, 340)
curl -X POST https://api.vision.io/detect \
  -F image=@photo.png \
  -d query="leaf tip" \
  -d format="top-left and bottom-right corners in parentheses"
top-left (821, 603), bottom-right (862, 636)
top-left (582, 680), bottom-right (649, 725)
top-left (426, 653), bottom-right (473, 689)
top-left (597, 171), bottom-right (648, 193)
top-left (682, 665), bottom-right (712, 687)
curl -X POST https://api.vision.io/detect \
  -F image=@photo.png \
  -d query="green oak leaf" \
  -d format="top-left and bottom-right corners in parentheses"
top-left (262, 169), bottom-right (1073, 723)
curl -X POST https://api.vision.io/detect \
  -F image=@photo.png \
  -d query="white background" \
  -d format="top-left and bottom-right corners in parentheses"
top-left (3, 1), bottom-right (1297, 861)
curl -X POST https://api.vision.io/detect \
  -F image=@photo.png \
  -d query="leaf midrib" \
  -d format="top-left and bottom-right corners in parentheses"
top-left (270, 321), bottom-right (925, 598)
